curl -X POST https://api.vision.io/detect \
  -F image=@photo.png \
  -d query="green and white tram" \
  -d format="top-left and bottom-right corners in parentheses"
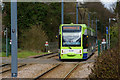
top-left (58, 24), bottom-right (96, 60)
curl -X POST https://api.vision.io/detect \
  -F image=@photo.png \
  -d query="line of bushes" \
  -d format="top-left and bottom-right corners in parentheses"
top-left (89, 23), bottom-right (120, 79)
top-left (89, 47), bottom-right (120, 80)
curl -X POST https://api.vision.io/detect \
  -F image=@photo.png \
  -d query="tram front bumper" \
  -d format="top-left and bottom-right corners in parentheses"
top-left (61, 54), bottom-right (83, 59)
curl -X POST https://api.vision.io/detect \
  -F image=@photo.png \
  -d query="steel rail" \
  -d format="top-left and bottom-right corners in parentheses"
top-left (0, 64), bottom-right (27, 74)
top-left (63, 63), bottom-right (79, 80)
top-left (32, 53), bottom-right (58, 58)
top-left (0, 64), bottom-right (10, 68)
top-left (47, 54), bottom-right (58, 58)
top-left (34, 64), bottom-right (61, 80)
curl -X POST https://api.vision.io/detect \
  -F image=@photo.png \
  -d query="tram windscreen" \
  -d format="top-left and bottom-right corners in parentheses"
top-left (62, 26), bottom-right (81, 46)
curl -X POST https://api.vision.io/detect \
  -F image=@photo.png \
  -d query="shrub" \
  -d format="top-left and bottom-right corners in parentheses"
top-left (89, 47), bottom-right (120, 80)
top-left (20, 25), bottom-right (48, 52)
top-left (110, 24), bottom-right (119, 48)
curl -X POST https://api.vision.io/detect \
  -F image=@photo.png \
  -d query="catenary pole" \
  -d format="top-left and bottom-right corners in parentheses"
top-left (88, 12), bottom-right (90, 27)
top-left (96, 18), bottom-right (97, 45)
top-left (76, 2), bottom-right (78, 24)
top-left (6, 28), bottom-right (8, 57)
top-left (91, 20), bottom-right (93, 28)
top-left (11, 0), bottom-right (18, 77)
top-left (61, 0), bottom-right (64, 24)
top-left (109, 18), bottom-right (111, 49)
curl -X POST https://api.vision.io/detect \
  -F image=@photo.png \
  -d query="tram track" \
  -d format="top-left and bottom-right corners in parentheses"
top-left (32, 53), bottom-right (57, 58)
top-left (0, 64), bottom-right (10, 68)
top-left (32, 53), bottom-right (58, 59)
top-left (34, 64), bottom-right (61, 80)
top-left (0, 64), bottom-right (27, 74)
top-left (34, 63), bottom-right (83, 80)
top-left (47, 54), bottom-right (58, 59)
top-left (2, 50), bottom-right (97, 78)
top-left (63, 63), bottom-right (79, 79)
top-left (33, 50), bottom-right (97, 79)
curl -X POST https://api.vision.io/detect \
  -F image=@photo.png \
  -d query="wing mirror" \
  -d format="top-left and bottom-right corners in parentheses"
top-left (56, 35), bottom-right (58, 39)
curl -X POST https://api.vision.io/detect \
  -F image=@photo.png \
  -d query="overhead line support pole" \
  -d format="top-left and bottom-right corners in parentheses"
top-left (96, 18), bottom-right (97, 45)
top-left (61, 0), bottom-right (64, 24)
top-left (88, 12), bottom-right (90, 27)
top-left (91, 20), bottom-right (93, 28)
top-left (109, 18), bottom-right (111, 49)
top-left (11, 0), bottom-right (18, 77)
top-left (6, 28), bottom-right (8, 57)
top-left (76, 2), bottom-right (78, 24)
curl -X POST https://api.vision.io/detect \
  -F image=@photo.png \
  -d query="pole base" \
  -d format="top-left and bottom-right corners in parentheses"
top-left (12, 73), bottom-right (17, 77)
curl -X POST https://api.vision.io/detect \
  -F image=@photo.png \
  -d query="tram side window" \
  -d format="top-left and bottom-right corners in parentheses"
top-left (87, 29), bottom-right (91, 36)
top-left (83, 35), bottom-right (88, 48)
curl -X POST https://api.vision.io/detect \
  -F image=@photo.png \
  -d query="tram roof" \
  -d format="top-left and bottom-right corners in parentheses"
top-left (60, 24), bottom-right (95, 32)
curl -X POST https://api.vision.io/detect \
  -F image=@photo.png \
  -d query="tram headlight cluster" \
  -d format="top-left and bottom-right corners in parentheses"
top-left (79, 50), bottom-right (81, 53)
top-left (62, 50), bottom-right (63, 53)
top-left (62, 50), bottom-right (67, 53)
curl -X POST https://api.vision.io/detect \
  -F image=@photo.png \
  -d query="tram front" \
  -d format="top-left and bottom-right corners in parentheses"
top-left (59, 24), bottom-right (83, 60)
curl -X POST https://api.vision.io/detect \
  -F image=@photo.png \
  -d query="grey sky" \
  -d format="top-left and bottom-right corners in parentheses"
top-left (100, 0), bottom-right (117, 9)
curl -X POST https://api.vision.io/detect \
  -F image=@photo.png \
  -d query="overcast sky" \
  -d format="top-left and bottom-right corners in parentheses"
top-left (100, 0), bottom-right (117, 9)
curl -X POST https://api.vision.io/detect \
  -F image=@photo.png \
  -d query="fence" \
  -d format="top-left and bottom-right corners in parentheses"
top-left (47, 42), bottom-right (58, 53)
top-left (98, 40), bottom-right (107, 56)
top-left (2, 37), bottom-right (11, 56)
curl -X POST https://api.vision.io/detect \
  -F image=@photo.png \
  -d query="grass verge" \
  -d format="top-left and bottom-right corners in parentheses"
top-left (0, 52), bottom-right (7, 57)
top-left (0, 49), bottom-right (48, 58)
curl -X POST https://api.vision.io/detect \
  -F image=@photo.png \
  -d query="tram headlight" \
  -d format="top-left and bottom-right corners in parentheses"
top-left (62, 50), bottom-right (66, 53)
top-left (79, 50), bottom-right (81, 53)
top-left (62, 50), bottom-right (63, 53)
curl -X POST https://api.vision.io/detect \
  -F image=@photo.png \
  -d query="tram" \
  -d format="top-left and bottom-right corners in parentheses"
top-left (58, 24), bottom-right (96, 60)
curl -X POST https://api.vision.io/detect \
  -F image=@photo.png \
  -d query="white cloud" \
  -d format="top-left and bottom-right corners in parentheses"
top-left (100, 0), bottom-right (117, 9)
top-left (100, 0), bottom-right (117, 3)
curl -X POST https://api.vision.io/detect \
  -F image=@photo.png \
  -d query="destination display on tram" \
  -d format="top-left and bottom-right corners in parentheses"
top-left (62, 26), bottom-right (81, 31)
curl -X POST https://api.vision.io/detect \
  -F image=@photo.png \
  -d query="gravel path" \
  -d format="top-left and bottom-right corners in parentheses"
top-left (68, 51), bottom-right (98, 78)
top-left (1, 51), bottom-right (98, 79)
top-left (70, 63), bottom-right (94, 78)
top-left (40, 64), bottom-right (75, 78)
top-left (2, 63), bottom-right (56, 78)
